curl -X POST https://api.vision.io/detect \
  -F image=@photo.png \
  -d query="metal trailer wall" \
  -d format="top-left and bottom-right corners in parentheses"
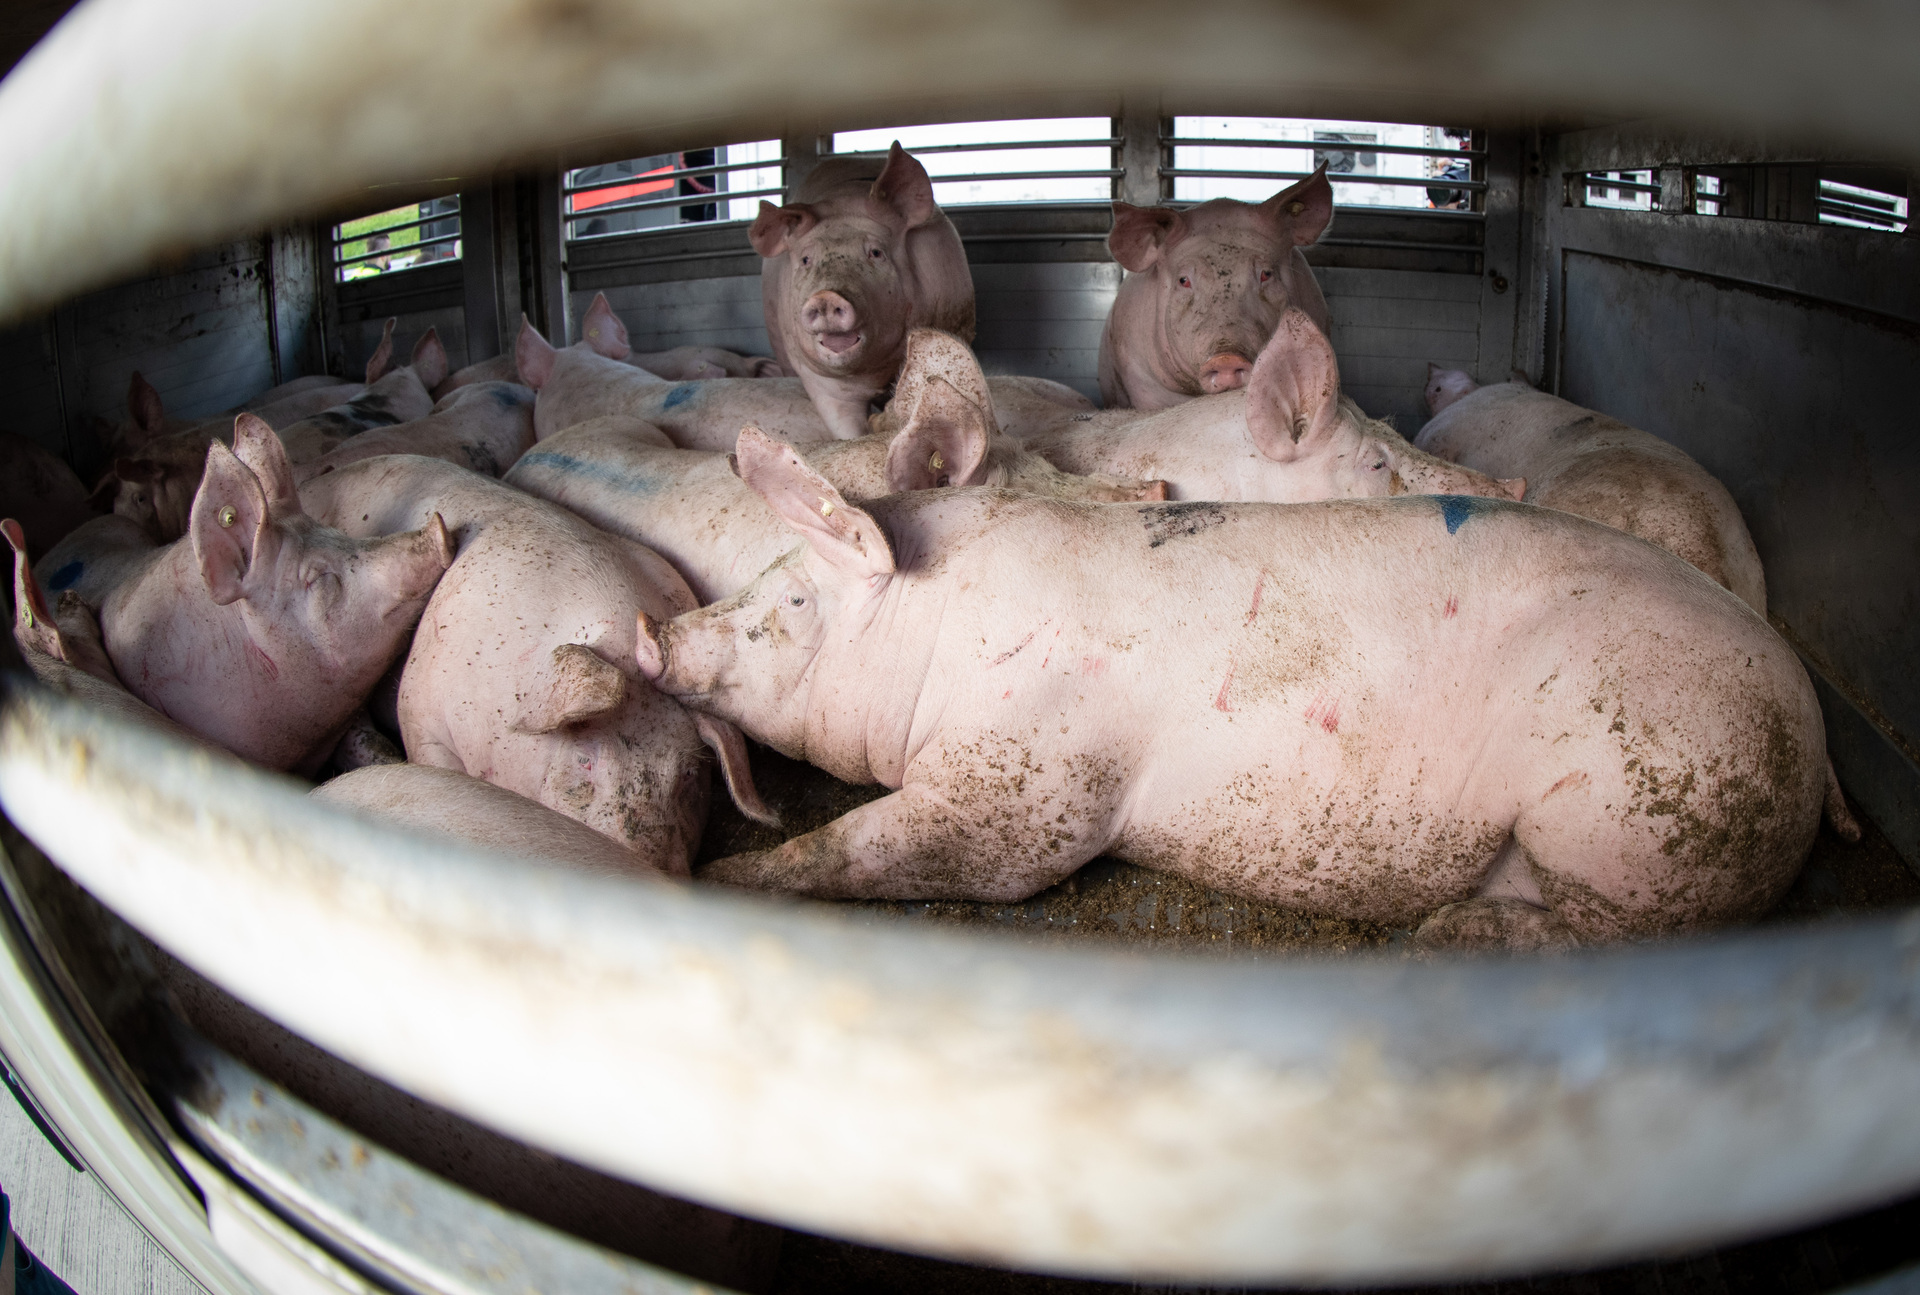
top-left (1517, 122), bottom-right (1920, 866)
top-left (0, 231), bottom-right (320, 482)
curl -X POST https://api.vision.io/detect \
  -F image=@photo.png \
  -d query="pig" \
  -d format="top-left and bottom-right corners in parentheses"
top-left (298, 454), bottom-right (774, 871)
top-left (7, 518), bottom-right (203, 743)
top-left (272, 325), bottom-right (449, 463)
top-left (1416, 367), bottom-right (1859, 841)
top-left (34, 513), bottom-right (157, 610)
top-left (1099, 166), bottom-right (1334, 411)
top-left (313, 764), bottom-right (672, 878)
top-left (635, 425), bottom-right (1830, 948)
top-left (1417, 368), bottom-right (1766, 612)
top-left (0, 434), bottom-right (95, 559)
top-left (507, 332), bottom-right (1164, 604)
top-left (1022, 310), bottom-right (1523, 503)
top-left (100, 415), bottom-right (453, 772)
top-left (241, 372), bottom-right (356, 411)
top-left (429, 342), bottom-right (776, 403)
top-left (751, 144), bottom-right (974, 439)
top-left (292, 381), bottom-right (536, 485)
top-left (516, 313), bottom-right (674, 442)
top-left (105, 326), bottom-right (439, 543)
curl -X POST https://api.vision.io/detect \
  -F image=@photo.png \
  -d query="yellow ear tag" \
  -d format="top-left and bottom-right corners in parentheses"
top-left (1288, 200), bottom-right (1306, 215)
top-left (21, 607), bottom-right (32, 629)
top-left (929, 452), bottom-right (945, 472)
top-left (819, 500), bottom-right (835, 518)
top-left (218, 505), bottom-right (238, 528)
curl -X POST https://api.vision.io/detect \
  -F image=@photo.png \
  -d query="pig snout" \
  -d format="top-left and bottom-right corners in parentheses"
top-left (801, 291), bottom-right (863, 355)
top-left (635, 611), bottom-right (668, 683)
top-left (1141, 479), bottom-right (1171, 501)
top-left (1402, 459), bottom-right (1523, 501)
top-left (1199, 352), bottom-right (1255, 394)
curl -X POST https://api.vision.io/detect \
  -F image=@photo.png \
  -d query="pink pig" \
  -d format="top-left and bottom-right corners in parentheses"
top-left (1023, 310), bottom-right (1523, 503)
top-left (99, 415), bottom-right (452, 772)
top-left (293, 381), bottom-right (535, 485)
top-left (751, 145), bottom-right (975, 439)
top-left (299, 455), bottom-right (773, 872)
top-left (637, 427), bottom-right (1828, 948)
top-left (1099, 167), bottom-right (1334, 410)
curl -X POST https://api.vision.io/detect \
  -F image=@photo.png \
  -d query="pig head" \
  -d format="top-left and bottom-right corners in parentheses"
top-left (1099, 167), bottom-right (1334, 410)
top-left (752, 144), bottom-right (975, 439)
top-left (102, 415), bottom-right (452, 772)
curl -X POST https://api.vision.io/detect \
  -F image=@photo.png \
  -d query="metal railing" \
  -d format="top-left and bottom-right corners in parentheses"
top-left (828, 120), bottom-right (1122, 205)
top-left (331, 195), bottom-right (461, 282)
top-left (1163, 123), bottom-right (1485, 212)
top-left (564, 147), bottom-right (785, 241)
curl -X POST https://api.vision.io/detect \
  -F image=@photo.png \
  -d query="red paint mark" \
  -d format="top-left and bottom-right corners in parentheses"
top-left (1080, 656), bottom-right (1108, 678)
top-left (1244, 571), bottom-right (1266, 627)
top-left (1039, 626), bottom-right (1063, 670)
top-left (1304, 691), bottom-right (1340, 733)
top-left (1213, 659), bottom-right (1235, 712)
top-left (1002, 688), bottom-right (1013, 700)
top-left (247, 641), bottom-right (279, 681)
top-left (1542, 770), bottom-right (1591, 800)
top-left (1443, 594), bottom-right (1458, 619)
top-left (990, 624), bottom-right (1041, 668)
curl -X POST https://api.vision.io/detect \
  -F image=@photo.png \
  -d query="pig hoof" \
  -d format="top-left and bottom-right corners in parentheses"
top-left (1411, 898), bottom-right (1577, 955)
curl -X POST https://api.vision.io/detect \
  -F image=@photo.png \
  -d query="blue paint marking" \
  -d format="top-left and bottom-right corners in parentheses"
top-left (1436, 495), bottom-right (1489, 535)
top-left (46, 561), bottom-right (83, 590)
top-left (515, 451), bottom-right (663, 496)
top-left (661, 384), bottom-right (697, 410)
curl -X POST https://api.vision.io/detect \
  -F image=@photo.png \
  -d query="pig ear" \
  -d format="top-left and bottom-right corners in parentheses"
top-left (410, 328), bottom-right (450, 392)
top-left (749, 201), bottom-right (818, 259)
top-left (694, 713), bottom-right (780, 827)
top-left (5, 517), bottom-right (63, 660)
top-left (870, 142), bottom-right (938, 230)
top-left (580, 293), bottom-right (632, 360)
top-left (512, 643), bottom-right (628, 734)
top-left (189, 442), bottom-right (270, 606)
top-left (126, 372), bottom-right (168, 444)
top-left (895, 328), bottom-right (993, 413)
top-left (885, 377), bottom-right (994, 492)
top-left (1245, 308), bottom-right (1343, 464)
top-left (1260, 164), bottom-right (1335, 246)
top-left (365, 318), bottom-right (398, 383)
top-left (735, 426), bottom-right (894, 581)
top-left (516, 316), bottom-right (558, 392)
top-left (230, 413), bottom-right (299, 509)
top-left (1108, 202), bottom-right (1185, 273)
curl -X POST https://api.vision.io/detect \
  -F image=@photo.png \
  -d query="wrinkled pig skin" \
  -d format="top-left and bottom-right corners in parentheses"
top-left (753, 145), bottom-right (975, 439)
top-left (293, 381), bottom-right (536, 485)
top-left (0, 433), bottom-right (95, 559)
top-left (34, 514), bottom-right (156, 610)
top-left (637, 428), bottom-right (1828, 947)
top-left (1023, 310), bottom-right (1523, 504)
top-left (101, 417), bottom-right (453, 774)
top-left (314, 764), bottom-right (671, 878)
top-left (1099, 167), bottom-right (1334, 411)
top-left (1417, 370), bottom-right (1766, 613)
top-left (507, 331), bottom-right (1161, 603)
top-left (7, 518), bottom-right (205, 743)
top-left (299, 454), bottom-right (774, 873)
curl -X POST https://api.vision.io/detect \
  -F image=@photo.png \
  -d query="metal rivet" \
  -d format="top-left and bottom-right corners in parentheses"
top-left (819, 500), bottom-right (835, 517)
top-left (929, 451), bottom-right (945, 472)
top-left (218, 505), bottom-right (238, 528)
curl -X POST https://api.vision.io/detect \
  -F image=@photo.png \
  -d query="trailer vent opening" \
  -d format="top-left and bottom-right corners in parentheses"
top-left (829, 118), bottom-right (1120, 205)
top-left (564, 141), bottom-right (784, 241)
top-left (1569, 164), bottom-right (1907, 232)
top-left (331, 195), bottom-right (461, 282)
top-left (1166, 118), bottom-right (1482, 211)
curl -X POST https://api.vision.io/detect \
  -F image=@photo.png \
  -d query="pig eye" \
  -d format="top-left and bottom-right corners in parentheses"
top-left (1177, 275), bottom-right (1192, 288)
top-left (1259, 268), bottom-right (1274, 283)
top-left (800, 254), bottom-right (811, 267)
top-left (786, 594), bottom-right (806, 607)
top-left (868, 247), bottom-right (884, 260)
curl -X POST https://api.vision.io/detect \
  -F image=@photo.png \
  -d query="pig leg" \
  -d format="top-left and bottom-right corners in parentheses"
top-left (1410, 834), bottom-right (1577, 952)
top-left (699, 782), bottom-right (1094, 901)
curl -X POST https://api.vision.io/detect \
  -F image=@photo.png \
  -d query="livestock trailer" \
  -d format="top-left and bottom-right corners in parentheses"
top-left (0, 0), bottom-right (1916, 1291)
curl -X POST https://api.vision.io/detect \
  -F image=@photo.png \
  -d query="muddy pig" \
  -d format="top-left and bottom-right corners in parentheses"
top-left (1099, 166), bottom-right (1333, 411)
top-left (294, 381), bottom-right (536, 485)
top-left (516, 308), bottom-right (677, 441)
top-left (34, 513), bottom-right (156, 610)
top-left (637, 427), bottom-right (1829, 949)
top-left (508, 332), bottom-right (1162, 604)
top-left (752, 144), bottom-right (974, 439)
top-left (273, 324), bottom-right (449, 463)
top-left (100, 415), bottom-right (452, 772)
top-left (299, 455), bottom-right (774, 872)
top-left (1024, 310), bottom-right (1521, 503)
